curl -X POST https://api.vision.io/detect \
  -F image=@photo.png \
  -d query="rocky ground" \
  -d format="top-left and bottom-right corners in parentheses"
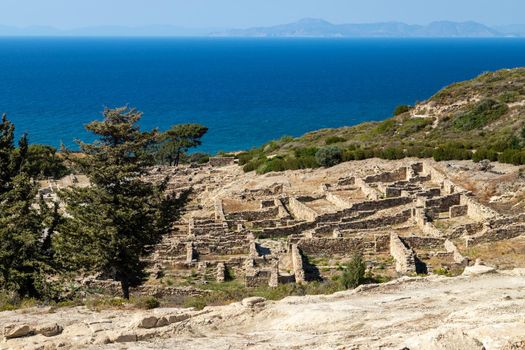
top-left (3, 265), bottom-right (525, 350)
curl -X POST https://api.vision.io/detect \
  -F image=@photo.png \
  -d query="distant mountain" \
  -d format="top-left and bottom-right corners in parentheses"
top-left (0, 20), bottom-right (520, 38)
top-left (212, 19), bottom-right (509, 38)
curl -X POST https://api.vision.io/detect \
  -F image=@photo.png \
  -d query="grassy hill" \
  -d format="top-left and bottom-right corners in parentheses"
top-left (231, 68), bottom-right (525, 173)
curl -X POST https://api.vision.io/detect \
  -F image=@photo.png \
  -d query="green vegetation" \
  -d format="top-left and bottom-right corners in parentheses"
top-left (154, 123), bottom-right (208, 166)
top-left (235, 68), bottom-right (525, 172)
top-left (339, 253), bottom-right (366, 289)
top-left (315, 146), bottom-right (343, 167)
top-left (452, 99), bottom-right (508, 131)
top-left (393, 104), bottom-right (411, 116)
top-left (56, 107), bottom-right (183, 299)
top-left (0, 115), bottom-right (58, 300)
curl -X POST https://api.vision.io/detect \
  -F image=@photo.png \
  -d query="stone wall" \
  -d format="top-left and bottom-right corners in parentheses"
top-left (401, 236), bottom-right (445, 249)
top-left (298, 237), bottom-right (364, 256)
top-left (287, 197), bottom-right (318, 221)
top-left (335, 209), bottom-right (411, 231)
top-left (325, 192), bottom-right (354, 209)
top-left (389, 233), bottom-right (416, 274)
top-left (225, 206), bottom-right (279, 221)
top-left (449, 205), bottom-right (468, 218)
top-left (374, 234), bottom-right (390, 253)
top-left (423, 193), bottom-right (461, 211)
top-left (363, 167), bottom-right (408, 183)
top-left (350, 196), bottom-right (413, 212)
top-left (209, 157), bottom-right (235, 167)
top-left (355, 177), bottom-right (381, 200)
top-left (460, 194), bottom-right (500, 221)
top-left (291, 244), bottom-right (305, 284)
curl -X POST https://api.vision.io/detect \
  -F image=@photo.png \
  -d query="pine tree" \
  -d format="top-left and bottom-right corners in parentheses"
top-left (156, 124), bottom-right (208, 165)
top-left (0, 115), bottom-right (50, 298)
top-left (56, 107), bottom-right (179, 299)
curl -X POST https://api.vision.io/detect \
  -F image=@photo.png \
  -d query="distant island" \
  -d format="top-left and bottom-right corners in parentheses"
top-left (0, 19), bottom-right (524, 37)
top-left (212, 18), bottom-right (518, 38)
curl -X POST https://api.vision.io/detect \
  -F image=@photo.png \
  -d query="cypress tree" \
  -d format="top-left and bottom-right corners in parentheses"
top-left (57, 107), bottom-right (178, 299)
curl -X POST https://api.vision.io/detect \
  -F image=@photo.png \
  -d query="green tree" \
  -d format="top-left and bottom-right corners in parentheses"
top-left (23, 144), bottom-right (69, 179)
top-left (0, 115), bottom-right (52, 298)
top-left (156, 124), bottom-right (208, 166)
top-left (340, 253), bottom-right (366, 289)
top-left (56, 107), bottom-right (180, 299)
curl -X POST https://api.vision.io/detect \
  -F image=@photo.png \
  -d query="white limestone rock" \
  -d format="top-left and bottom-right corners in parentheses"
top-left (241, 297), bottom-right (266, 307)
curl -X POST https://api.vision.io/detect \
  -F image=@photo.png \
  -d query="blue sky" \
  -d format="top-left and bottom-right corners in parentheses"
top-left (0, 0), bottom-right (522, 28)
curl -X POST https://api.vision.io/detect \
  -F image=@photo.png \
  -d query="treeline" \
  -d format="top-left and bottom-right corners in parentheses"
top-left (0, 108), bottom-right (207, 304)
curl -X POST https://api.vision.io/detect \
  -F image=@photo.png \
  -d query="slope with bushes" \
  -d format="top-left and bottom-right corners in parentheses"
top-left (233, 68), bottom-right (525, 173)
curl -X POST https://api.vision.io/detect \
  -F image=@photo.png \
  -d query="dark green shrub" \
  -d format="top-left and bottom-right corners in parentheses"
top-left (472, 149), bottom-right (498, 162)
top-left (380, 147), bottom-right (405, 160)
top-left (187, 152), bottom-right (209, 164)
top-left (340, 253), bottom-right (366, 289)
top-left (294, 147), bottom-right (318, 158)
top-left (134, 296), bottom-right (160, 310)
top-left (325, 136), bottom-right (346, 145)
top-left (315, 146), bottom-right (343, 167)
top-left (393, 104), bottom-right (411, 116)
top-left (453, 99), bottom-right (509, 131)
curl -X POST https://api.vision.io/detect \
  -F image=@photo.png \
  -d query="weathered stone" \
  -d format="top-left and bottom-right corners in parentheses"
top-left (155, 316), bottom-right (170, 328)
top-left (167, 313), bottom-right (192, 324)
top-left (111, 332), bottom-right (138, 343)
top-left (35, 323), bottom-right (63, 337)
top-left (3, 324), bottom-right (33, 339)
top-left (136, 316), bottom-right (159, 329)
top-left (241, 297), bottom-right (266, 307)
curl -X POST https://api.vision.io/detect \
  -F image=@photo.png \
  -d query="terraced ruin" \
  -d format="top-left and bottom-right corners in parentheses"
top-left (58, 156), bottom-right (521, 300)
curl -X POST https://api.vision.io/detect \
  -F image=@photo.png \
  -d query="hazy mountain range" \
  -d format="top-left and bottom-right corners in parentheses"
top-left (212, 19), bottom-right (518, 38)
top-left (0, 19), bottom-right (523, 37)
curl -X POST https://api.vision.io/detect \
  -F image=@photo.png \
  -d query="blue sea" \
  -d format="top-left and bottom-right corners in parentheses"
top-left (0, 38), bottom-right (524, 153)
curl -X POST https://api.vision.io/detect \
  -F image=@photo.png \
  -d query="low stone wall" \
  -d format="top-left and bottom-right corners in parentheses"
top-left (298, 237), bottom-right (364, 256)
top-left (225, 206), bottom-right (279, 221)
top-left (355, 177), bottom-right (381, 200)
top-left (460, 194), bottom-right (500, 221)
top-left (209, 157), bottom-right (235, 167)
top-left (374, 234), bottom-right (390, 253)
top-left (257, 221), bottom-right (316, 239)
top-left (335, 209), bottom-right (411, 231)
top-left (363, 167), bottom-right (407, 183)
top-left (423, 193), bottom-right (461, 211)
top-left (401, 236), bottom-right (445, 249)
top-left (288, 197), bottom-right (318, 221)
top-left (350, 196), bottom-right (413, 212)
top-left (325, 192), bottom-right (354, 209)
top-left (389, 233), bottom-right (416, 274)
top-left (469, 223), bottom-right (525, 245)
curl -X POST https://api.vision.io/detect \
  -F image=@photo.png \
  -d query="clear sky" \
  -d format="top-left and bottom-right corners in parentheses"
top-left (0, 0), bottom-right (522, 28)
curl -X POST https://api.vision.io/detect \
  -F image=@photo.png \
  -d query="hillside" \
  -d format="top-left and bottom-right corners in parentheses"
top-left (236, 68), bottom-right (525, 174)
